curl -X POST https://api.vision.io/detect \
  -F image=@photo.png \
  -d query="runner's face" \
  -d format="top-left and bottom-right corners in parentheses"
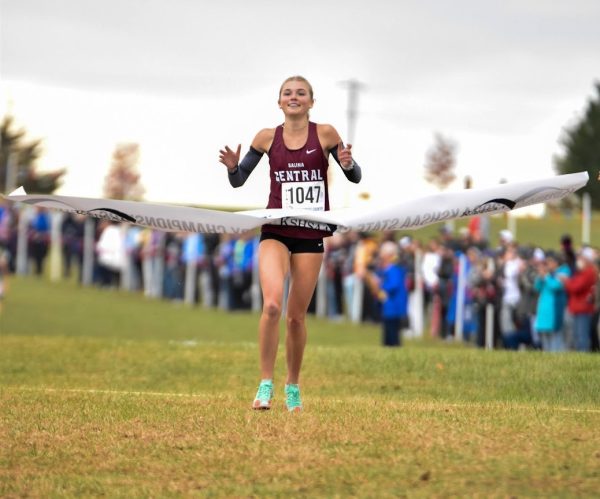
top-left (279, 81), bottom-right (313, 117)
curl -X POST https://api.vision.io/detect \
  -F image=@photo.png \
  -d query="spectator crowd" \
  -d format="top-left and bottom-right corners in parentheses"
top-left (2, 200), bottom-right (599, 353)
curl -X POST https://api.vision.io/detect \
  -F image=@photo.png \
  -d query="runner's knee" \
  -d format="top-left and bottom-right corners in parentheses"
top-left (286, 312), bottom-right (306, 329)
top-left (263, 300), bottom-right (282, 320)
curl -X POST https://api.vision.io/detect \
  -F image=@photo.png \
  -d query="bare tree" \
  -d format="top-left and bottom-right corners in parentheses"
top-left (104, 143), bottom-right (144, 200)
top-left (424, 133), bottom-right (457, 190)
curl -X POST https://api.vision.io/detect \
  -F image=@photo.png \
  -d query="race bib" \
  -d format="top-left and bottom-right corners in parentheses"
top-left (282, 181), bottom-right (325, 211)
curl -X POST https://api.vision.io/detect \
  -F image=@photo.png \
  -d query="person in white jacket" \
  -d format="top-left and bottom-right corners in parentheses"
top-left (96, 221), bottom-right (125, 287)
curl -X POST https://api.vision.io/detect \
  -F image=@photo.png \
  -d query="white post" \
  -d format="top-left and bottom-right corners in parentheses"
top-left (49, 211), bottom-right (63, 281)
top-left (485, 303), bottom-right (494, 350)
top-left (120, 224), bottom-right (133, 291)
top-left (411, 249), bottom-right (424, 337)
top-left (454, 253), bottom-right (467, 341)
top-left (316, 261), bottom-right (327, 317)
top-left (82, 218), bottom-right (95, 286)
top-left (184, 258), bottom-right (196, 306)
top-left (582, 192), bottom-right (591, 246)
top-left (16, 205), bottom-right (30, 275)
top-left (507, 213), bottom-right (517, 241)
top-left (350, 275), bottom-right (364, 324)
top-left (200, 269), bottom-right (212, 308)
top-left (184, 234), bottom-right (197, 306)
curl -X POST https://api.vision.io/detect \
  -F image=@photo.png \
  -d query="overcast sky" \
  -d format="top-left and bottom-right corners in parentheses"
top-left (1, 0), bottom-right (599, 207)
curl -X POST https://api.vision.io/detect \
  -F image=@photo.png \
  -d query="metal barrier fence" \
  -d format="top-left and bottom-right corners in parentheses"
top-left (9, 205), bottom-right (504, 344)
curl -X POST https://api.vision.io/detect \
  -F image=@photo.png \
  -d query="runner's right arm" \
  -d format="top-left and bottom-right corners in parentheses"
top-left (227, 146), bottom-right (263, 188)
top-left (221, 129), bottom-right (273, 188)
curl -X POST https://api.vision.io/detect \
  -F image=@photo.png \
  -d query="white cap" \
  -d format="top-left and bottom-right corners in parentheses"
top-left (399, 236), bottom-right (412, 249)
top-left (580, 246), bottom-right (597, 262)
top-left (533, 248), bottom-right (545, 262)
top-left (499, 229), bottom-right (513, 243)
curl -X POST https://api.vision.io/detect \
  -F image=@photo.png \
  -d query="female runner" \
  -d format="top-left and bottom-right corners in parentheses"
top-left (219, 76), bottom-right (362, 411)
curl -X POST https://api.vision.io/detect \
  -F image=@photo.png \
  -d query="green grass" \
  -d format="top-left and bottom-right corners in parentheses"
top-left (1, 277), bottom-right (600, 497)
top-left (402, 211), bottom-right (600, 249)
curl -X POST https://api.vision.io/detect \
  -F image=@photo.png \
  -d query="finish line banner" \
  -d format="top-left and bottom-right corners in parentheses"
top-left (4, 172), bottom-right (589, 234)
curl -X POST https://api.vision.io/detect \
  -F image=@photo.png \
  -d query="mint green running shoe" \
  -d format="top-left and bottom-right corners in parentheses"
top-left (252, 380), bottom-right (273, 410)
top-left (285, 384), bottom-right (302, 412)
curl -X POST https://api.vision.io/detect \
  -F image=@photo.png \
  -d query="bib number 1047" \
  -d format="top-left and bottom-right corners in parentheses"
top-left (283, 181), bottom-right (325, 211)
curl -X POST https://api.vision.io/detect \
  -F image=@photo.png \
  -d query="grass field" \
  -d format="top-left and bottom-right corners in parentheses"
top-left (405, 210), bottom-right (600, 249)
top-left (1, 277), bottom-right (600, 497)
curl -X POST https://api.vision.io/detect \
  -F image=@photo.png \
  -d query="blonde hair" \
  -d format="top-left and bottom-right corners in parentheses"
top-left (279, 75), bottom-right (314, 100)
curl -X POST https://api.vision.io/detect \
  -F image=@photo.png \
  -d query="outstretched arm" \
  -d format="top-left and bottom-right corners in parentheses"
top-left (220, 145), bottom-right (263, 188)
top-left (219, 129), bottom-right (272, 188)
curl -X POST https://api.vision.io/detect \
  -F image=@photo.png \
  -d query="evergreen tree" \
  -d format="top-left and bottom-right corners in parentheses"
top-left (554, 82), bottom-right (600, 208)
top-left (424, 133), bottom-right (457, 190)
top-left (0, 114), bottom-right (66, 194)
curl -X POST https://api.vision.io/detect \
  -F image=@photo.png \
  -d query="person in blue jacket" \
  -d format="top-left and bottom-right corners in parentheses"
top-left (365, 241), bottom-right (409, 347)
top-left (534, 252), bottom-right (570, 352)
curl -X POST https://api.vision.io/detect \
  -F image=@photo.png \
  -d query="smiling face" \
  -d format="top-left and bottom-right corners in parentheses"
top-left (278, 76), bottom-right (314, 118)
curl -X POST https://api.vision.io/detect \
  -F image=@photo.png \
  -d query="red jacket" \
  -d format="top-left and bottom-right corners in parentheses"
top-left (564, 266), bottom-right (598, 314)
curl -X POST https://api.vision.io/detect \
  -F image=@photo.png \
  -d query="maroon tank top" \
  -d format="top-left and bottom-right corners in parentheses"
top-left (262, 121), bottom-right (331, 239)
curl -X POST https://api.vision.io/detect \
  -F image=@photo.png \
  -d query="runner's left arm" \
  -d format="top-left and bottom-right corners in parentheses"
top-left (329, 146), bottom-right (362, 183)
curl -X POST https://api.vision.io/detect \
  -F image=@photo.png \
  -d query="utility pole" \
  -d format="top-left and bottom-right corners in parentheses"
top-left (336, 79), bottom-right (366, 207)
top-left (338, 79), bottom-right (365, 145)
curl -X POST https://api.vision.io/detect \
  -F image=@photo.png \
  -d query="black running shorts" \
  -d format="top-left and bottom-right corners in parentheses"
top-left (259, 232), bottom-right (324, 254)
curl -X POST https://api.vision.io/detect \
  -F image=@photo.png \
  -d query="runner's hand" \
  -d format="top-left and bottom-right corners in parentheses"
top-left (337, 141), bottom-right (353, 169)
top-left (219, 144), bottom-right (241, 171)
